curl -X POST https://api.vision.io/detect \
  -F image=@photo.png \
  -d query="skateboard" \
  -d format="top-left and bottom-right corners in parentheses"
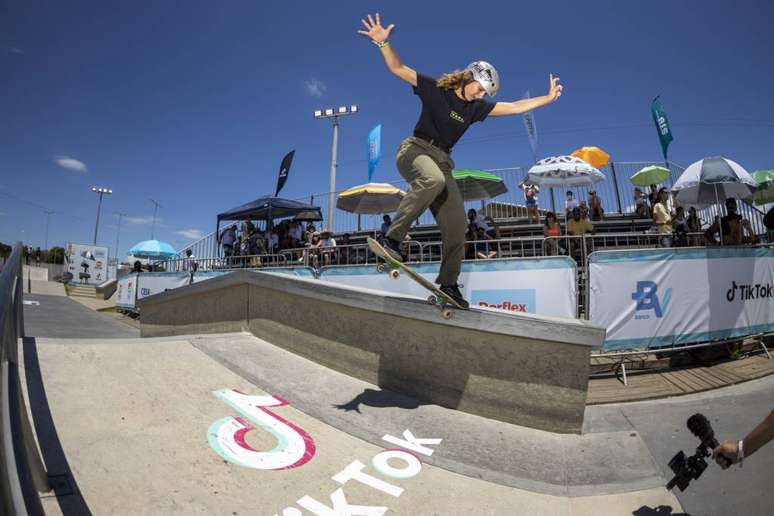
top-left (366, 237), bottom-right (466, 319)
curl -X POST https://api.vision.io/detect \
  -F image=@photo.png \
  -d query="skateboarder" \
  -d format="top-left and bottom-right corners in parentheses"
top-left (358, 13), bottom-right (564, 308)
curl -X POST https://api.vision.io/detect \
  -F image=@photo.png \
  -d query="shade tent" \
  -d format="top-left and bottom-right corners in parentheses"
top-left (215, 196), bottom-right (322, 243)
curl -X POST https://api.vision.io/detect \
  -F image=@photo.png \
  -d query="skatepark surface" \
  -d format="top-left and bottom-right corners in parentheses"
top-left (20, 292), bottom-right (774, 515)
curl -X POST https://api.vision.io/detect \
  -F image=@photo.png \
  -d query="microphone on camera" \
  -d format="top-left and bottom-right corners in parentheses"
top-left (687, 413), bottom-right (729, 467)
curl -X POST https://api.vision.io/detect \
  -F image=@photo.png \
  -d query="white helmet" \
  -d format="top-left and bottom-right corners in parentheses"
top-left (466, 61), bottom-right (500, 97)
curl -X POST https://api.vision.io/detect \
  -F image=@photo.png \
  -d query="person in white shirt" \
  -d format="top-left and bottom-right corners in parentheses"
top-left (565, 191), bottom-right (579, 217)
top-left (318, 230), bottom-right (337, 266)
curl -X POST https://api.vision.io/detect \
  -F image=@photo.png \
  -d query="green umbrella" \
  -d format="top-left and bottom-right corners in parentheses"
top-left (630, 165), bottom-right (671, 186)
top-left (452, 169), bottom-right (508, 201)
top-left (751, 170), bottom-right (774, 205)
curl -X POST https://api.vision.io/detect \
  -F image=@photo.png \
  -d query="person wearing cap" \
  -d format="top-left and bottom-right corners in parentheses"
top-left (358, 13), bottom-right (563, 308)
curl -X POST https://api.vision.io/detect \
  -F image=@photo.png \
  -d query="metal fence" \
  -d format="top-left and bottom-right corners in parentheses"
top-left (170, 160), bottom-right (768, 261)
top-left (0, 243), bottom-right (49, 515)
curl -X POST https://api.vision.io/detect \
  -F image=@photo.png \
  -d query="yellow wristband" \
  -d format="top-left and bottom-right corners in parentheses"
top-left (375, 40), bottom-right (390, 49)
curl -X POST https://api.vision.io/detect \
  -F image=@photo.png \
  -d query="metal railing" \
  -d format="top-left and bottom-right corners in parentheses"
top-left (0, 243), bottom-right (49, 515)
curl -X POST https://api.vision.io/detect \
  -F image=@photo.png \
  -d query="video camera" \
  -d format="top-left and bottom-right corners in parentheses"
top-left (666, 413), bottom-right (730, 491)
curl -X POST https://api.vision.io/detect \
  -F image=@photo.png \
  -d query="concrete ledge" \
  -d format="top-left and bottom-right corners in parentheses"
top-left (138, 270), bottom-right (606, 433)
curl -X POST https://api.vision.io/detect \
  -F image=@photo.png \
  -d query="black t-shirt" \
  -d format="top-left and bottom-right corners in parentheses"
top-left (412, 73), bottom-right (495, 151)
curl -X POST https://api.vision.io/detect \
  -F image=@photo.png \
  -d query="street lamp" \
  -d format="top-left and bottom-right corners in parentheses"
top-left (149, 198), bottom-right (162, 239)
top-left (43, 209), bottom-right (54, 252)
top-left (114, 211), bottom-right (127, 263)
top-left (314, 104), bottom-right (359, 231)
top-left (91, 187), bottom-right (112, 245)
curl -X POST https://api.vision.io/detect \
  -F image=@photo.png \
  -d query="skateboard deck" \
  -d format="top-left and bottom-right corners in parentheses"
top-left (366, 237), bottom-right (466, 318)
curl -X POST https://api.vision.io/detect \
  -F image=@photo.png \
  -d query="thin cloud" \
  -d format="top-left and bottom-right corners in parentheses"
top-left (305, 78), bottom-right (327, 98)
top-left (9, 47), bottom-right (24, 55)
top-left (124, 216), bottom-right (158, 225)
top-left (176, 228), bottom-right (204, 240)
top-left (54, 156), bottom-right (88, 173)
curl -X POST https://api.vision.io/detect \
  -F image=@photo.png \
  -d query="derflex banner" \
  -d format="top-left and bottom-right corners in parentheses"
top-left (65, 243), bottom-right (109, 285)
top-left (589, 247), bottom-right (774, 350)
top-left (320, 257), bottom-right (577, 318)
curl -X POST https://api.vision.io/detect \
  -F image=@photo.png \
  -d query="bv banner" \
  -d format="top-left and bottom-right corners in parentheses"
top-left (65, 243), bottom-right (109, 285)
top-left (589, 248), bottom-right (774, 350)
top-left (651, 95), bottom-right (673, 161)
top-left (320, 257), bottom-right (577, 319)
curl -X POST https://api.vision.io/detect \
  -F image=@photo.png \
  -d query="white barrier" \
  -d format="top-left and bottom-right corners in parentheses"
top-left (589, 247), bottom-right (774, 350)
top-left (320, 257), bottom-right (578, 318)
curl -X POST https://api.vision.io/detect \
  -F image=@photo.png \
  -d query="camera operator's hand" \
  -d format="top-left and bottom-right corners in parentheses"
top-left (712, 440), bottom-right (739, 468)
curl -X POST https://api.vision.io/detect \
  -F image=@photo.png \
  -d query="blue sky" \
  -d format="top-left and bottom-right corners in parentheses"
top-left (2, 0), bottom-right (773, 256)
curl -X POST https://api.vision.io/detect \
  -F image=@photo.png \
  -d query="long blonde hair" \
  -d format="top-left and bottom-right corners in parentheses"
top-left (436, 70), bottom-right (472, 91)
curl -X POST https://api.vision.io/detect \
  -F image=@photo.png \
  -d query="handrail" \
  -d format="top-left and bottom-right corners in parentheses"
top-left (0, 242), bottom-right (48, 515)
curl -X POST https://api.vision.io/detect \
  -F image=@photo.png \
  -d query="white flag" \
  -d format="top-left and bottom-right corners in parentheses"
top-left (522, 90), bottom-right (538, 163)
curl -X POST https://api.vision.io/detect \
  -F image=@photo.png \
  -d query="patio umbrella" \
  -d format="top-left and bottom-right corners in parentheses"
top-left (630, 165), bottom-right (671, 187)
top-left (751, 170), bottom-right (774, 205)
top-left (293, 210), bottom-right (324, 222)
top-left (528, 155), bottom-right (606, 187)
top-left (452, 169), bottom-right (508, 201)
top-left (336, 182), bottom-right (406, 214)
top-left (570, 146), bottom-right (610, 169)
top-left (671, 156), bottom-right (757, 206)
top-left (128, 239), bottom-right (176, 258)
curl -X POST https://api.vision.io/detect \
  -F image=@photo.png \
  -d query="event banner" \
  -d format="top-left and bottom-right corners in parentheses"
top-left (116, 273), bottom-right (138, 308)
top-left (589, 248), bottom-right (774, 350)
top-left (320, 257), bottom-right (577, 319)
top-left (65, 243), bottom-right (109, 285)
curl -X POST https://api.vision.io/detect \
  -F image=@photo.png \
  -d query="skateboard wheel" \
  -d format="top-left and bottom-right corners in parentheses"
top-left (442, 309), bottom-right (453, 319)
top-left (389, 269), bottom-right (400, 280)
top-left (376, 264), bottom-right (385, 273)
top-left (427, 295), bottom-right (437, 305)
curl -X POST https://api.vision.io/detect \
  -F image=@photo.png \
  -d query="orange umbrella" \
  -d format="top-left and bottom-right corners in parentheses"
top-left (571, 146), bottom-right (611, 169)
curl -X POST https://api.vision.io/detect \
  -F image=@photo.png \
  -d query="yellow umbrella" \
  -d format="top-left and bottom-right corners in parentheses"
top-left (336, 182), bottom-right (406, 214)
top-left (571, 146), bottom-right (611, 169)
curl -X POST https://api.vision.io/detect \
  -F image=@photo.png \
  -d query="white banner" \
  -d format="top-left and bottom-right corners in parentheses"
top-left (589, 248), bottom-right (774, 350)
top-left (320, 257), bottom-right (577, 318)
top-left (116, 273), bottom-right (139, 308)
top-left (65, 243), bottom-right (109, 285)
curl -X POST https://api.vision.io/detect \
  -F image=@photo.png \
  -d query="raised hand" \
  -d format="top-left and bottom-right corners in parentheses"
top-left (547, 74), bottom-right (563, 102)
top-left (357, 13), bottom-right (395, 44)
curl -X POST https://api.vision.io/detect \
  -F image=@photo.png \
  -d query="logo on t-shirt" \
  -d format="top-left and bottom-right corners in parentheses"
top-left (449, 111), bottom-right (465, 123)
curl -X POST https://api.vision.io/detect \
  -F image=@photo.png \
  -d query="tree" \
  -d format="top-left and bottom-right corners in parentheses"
top-left (48, 247), bottom-right (65, 264)
top-left (0, 242), bottom-right (11, 259)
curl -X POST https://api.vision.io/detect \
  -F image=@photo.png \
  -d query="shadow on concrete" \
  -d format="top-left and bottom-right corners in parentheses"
top-left (333, 388), bottom-right (430, 413)
top-left (23, 337), bottom-right (93, 516)
top-left (633, 505), bottom-right (689, 516)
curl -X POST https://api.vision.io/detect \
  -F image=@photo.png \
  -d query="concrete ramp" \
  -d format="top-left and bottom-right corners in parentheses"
top-left (138, 270), bottom-right (605, 433)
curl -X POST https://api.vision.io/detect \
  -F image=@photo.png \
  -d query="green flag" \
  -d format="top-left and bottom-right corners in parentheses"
top-left (651, 96), bottom-right (673, 161)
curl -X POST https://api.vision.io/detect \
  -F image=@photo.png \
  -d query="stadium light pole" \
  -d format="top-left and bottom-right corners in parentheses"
top-left (43, 209), bottom-right (54, 252)
top-left (149, 198), bottom-right (162, 239)
top-left (114, 211), bottom-right (127, 262)
top-left (91, 187), bottom-right (112, 245)
top-left (314, 105), bottom-right (359, 231)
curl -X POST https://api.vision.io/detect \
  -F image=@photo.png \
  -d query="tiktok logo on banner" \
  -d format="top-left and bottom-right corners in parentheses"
top-left (632, 281), bottom-right (672, 320)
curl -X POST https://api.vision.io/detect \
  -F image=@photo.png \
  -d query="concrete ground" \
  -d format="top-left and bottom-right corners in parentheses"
top-left (21, 293), bottom-right (773, 515)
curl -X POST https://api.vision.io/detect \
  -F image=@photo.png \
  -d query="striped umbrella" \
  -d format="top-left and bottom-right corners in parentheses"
top-left (336, 182), bottom-right (405, 214)
top-left (570, 146), bottom-right (611, 169)
top-left (528, 155), bottom-right (605, 187)
top-left (452, 169), bottom-right (508, 201)
top-left (672, 156), bottom-right (757, 205)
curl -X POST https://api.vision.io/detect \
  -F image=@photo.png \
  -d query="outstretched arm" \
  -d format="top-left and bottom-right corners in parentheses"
top-left (357, 13), bottom-right (417, 86)
top-left (490, 74), bottom-right (563, 116)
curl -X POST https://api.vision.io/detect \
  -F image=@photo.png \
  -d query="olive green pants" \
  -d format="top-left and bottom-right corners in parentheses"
top-left (386, 137), bottom-right (466, 286)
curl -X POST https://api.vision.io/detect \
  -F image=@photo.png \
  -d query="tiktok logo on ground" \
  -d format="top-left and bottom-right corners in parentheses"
top-left (632, 280), bottom-right (672, 320)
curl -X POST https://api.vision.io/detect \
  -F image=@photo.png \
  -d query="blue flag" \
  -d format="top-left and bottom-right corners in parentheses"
top-left (651, 96), bottom-right (674, 161)
top-left (368, 124), bottom-right (381, 182)
top-left (522, 91), bottom-right (538, 163)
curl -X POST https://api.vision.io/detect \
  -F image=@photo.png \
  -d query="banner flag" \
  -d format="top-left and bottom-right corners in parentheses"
top-left (368, 124), bottom-right (381, 182)
top-left (275, 150), bottom-right (295, 197)
top-left (522, 91), bottom-right (538, 163)
top-left (651, 96), bottom-right (674, 161)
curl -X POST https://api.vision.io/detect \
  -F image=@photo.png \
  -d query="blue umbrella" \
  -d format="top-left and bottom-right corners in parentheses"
top-left (128, 239), bottom-right (177, 258)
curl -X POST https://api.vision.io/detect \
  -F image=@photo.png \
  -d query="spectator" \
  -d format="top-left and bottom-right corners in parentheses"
top-left (565, 191), bottom-right (579, 217)
top-left (221, 225), bottom-right (237, 257)
top-left (543, 211), bottom-right (562, 256)
top-left (634, 187), bottom-right (649, 217)
top-left (579, 201), bottom-right (590, 221)
top-left (484, 215), bottom-right (499, 239)
top-left (705, 198), bottom-right (758, 245)
top-left (132, 260), bottom-right (143, 273)
top-left (338, 233), bottom-right (352, 265)
top-left (588, 190), bottom-right (604, 221)
top-left (652, 187), bottom-right (673, 247)
top-left (380, 215), bottom-right (392, 238)
top-left (647, 184), bottom-right (658, 211)
top-left (182, 249), bottom-right (198, 284)
top-left (467, 208), bottom-right (490, 234)
top-left (266, 227), bottom-right (279, 254)
top-left (474, 226), bottom-right (497, 259)
top-left (673, 206), bottom-right (689, 247)
top-left (318, 230), bottom-right (337, 266)
top-left (289, 221), bottom-right (303, 248)
top-left (304, 223), bottom-right (317, 244)
top-left (687, 206), bottom-right (702, 232)
top-left (521, 181), bottom-right (540, 224)
top-left (713, 409), bottom-right (774, 469)
top-left (566, 206), bottom-right (594, 260)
